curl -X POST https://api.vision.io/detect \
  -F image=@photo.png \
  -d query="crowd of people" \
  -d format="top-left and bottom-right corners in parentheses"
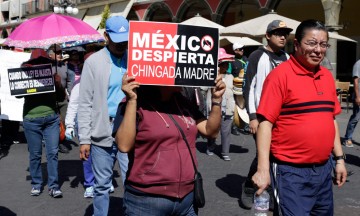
top-left (0, 16), bottom-right (352, 216)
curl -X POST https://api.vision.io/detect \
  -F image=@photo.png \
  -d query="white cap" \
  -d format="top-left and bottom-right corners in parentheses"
top-left (233, 42), bottom-right (245, 51)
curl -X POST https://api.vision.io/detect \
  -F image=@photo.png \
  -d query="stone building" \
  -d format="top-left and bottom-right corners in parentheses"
top-left (0, 0), bottom-right (358, 80)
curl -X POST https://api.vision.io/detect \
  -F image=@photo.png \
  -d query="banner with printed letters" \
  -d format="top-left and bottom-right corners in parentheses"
top-left (128, 21), bottom-right (219, 87)
top-left (8, 64), bottom-right (55, 96)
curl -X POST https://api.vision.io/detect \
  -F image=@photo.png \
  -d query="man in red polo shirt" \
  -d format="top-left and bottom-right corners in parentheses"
top-left (252, 19), bottom-right (347, 215)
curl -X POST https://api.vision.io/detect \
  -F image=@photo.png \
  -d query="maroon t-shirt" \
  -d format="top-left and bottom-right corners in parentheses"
top-left (113, 93), bottom-right (205, 198)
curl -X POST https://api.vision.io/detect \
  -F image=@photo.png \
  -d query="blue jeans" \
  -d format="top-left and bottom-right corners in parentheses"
top-left (344, 104), bottom-right (360, 140)
top-left (91, 143), bottom-right (128, 216)
top-left (83, 152), bottom-right (94, 187)
top-left (76, 121), bottom-right (95, 188)
top-left (123, 188), bottom-right (196, 216)
top-left (23, 114), bottom-right (60, 190)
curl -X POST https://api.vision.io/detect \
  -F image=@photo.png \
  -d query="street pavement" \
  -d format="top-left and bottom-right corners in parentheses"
top-left (1, 107), bottom-right (360, 216)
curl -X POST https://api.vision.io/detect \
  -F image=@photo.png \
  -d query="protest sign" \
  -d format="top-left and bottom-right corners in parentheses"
top-left (128, 21), bottom-right (219, 87)
top-left (8, 64), bottom-right (54, 96)
top-left (0, 50), bottom-right (30, 121)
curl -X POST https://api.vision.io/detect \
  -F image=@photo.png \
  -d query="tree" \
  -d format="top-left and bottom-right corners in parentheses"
top-left (99, 4), bottom-right (111, 29)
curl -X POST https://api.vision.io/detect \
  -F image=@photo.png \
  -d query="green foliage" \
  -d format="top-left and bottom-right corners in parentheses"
top-left (99, 4), bottom-right (111, 29)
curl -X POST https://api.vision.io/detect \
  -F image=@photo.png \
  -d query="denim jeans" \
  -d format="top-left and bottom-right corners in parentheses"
top-left (23, 113), bottom-right (60, 190)
top-left (83, 152), bottom-right (94, 188)
top-left (123, 189), bottom-right (196, 216)
top-left (76, 121), bottom-right (95, 188)
top-left (344, 104), bottom-right (360, 140)
top-left (91, 143), bottom-right (128, 216)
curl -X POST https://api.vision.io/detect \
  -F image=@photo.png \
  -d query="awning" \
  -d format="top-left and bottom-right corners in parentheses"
top-left (328, 32), bottom-right (357, 43)
top-left (219, 36), bottom-right (262, 47)
top-left (82, 6), bottom-right (105, 30)
top-left (181, 15), bottom-right (224, 30)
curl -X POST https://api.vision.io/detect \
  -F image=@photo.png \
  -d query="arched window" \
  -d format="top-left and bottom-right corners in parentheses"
top-left (127, 8), bottom-right (139, 21)
top-left (144, 2), bottom-right (173, 22)
top-left (177, 0), bottom-right (212, 22)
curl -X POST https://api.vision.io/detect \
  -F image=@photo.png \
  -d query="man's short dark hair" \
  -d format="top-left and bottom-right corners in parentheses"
top-left (295, 19), bottom-right (328, 42)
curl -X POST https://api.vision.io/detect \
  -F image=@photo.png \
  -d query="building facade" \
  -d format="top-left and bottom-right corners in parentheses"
top-left (0, 0), bottom-right (358, 80)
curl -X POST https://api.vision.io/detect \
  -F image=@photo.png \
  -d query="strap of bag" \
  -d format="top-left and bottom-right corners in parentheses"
top-left (167, 114), bottom-right (198, 174)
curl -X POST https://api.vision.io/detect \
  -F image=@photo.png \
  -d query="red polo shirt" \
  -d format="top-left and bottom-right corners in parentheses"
top-left (257, 55), bottom-right (341, 164)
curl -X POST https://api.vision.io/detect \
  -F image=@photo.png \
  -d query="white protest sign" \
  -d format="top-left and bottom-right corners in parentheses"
top-left (0, 50), bottom-right (31, 121)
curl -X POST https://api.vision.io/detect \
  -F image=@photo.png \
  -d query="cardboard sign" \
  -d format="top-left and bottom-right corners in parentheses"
top-left (128, 21), bottom-right (219, 87)
top-left (8, 64), bottom-right (55, 96)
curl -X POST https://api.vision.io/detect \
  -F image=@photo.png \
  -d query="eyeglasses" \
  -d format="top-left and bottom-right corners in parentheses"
top-left (271, 31), bottom-right (290, 38)
top-left (235, 48), bottom-right (244, 51)
top-left (303, 41), bottom-right (331, 49)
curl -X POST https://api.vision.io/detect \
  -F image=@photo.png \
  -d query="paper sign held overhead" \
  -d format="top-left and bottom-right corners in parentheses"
top-left (128, 21), bottom-right (219, 87)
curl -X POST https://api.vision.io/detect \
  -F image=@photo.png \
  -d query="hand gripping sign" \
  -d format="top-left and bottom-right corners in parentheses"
top-left (128, 21), bottom-right (219, 87)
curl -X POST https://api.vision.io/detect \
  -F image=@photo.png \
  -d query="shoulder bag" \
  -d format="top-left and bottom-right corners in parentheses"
top-left (167, 114), bottom-right (205, 208)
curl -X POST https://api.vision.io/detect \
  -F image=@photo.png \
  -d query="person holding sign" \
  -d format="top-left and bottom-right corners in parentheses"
top-left (21, 49), bottom-right (64, 198)
top-left (112, 70), bottom-right (224, 214)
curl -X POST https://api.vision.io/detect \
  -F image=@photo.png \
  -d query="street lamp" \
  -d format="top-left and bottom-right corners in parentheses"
top-left (53, 0), bottom-right (79, 15)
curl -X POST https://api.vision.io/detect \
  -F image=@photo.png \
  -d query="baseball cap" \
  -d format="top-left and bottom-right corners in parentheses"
top-left (218, 48), bottom-right (234, 64)
top-left (105, 16), bottom-right (129, 43)
top-left (266, 20), bottom-right (293, 34)
top-left (233, 42), bottom-right (244, 51)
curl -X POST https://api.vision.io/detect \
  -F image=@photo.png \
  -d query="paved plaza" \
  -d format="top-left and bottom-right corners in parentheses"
top-left (0, 107), bottom-right (360, 216)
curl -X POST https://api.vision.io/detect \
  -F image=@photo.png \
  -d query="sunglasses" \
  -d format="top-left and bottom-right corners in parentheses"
top-left (271, 30), bottom-right (290, 37)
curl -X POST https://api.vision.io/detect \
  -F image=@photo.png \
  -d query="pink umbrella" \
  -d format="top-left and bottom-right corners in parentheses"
top-left (4, 13), bottom-right (103, 48)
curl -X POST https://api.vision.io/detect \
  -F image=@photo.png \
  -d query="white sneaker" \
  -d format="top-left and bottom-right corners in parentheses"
top-left (30, 187), bottom-right (41, 196)
top-left (109, 185), bottom-right (114, 193)
top-left (84, 186), bottom-right (94, 198)
top-left (222, 155), bottom-right (231, 161)
top-left (48, 188), bottom-right (63, 198)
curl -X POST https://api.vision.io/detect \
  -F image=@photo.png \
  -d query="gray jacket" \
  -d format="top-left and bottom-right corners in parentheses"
top-left (77, 48), bottom-right (121, 147)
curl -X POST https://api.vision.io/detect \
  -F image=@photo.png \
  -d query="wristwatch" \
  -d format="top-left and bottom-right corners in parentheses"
top-left (211, 101), bottom-right (221, 107)
top-left (333, 153), bottom-right (346, 161)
